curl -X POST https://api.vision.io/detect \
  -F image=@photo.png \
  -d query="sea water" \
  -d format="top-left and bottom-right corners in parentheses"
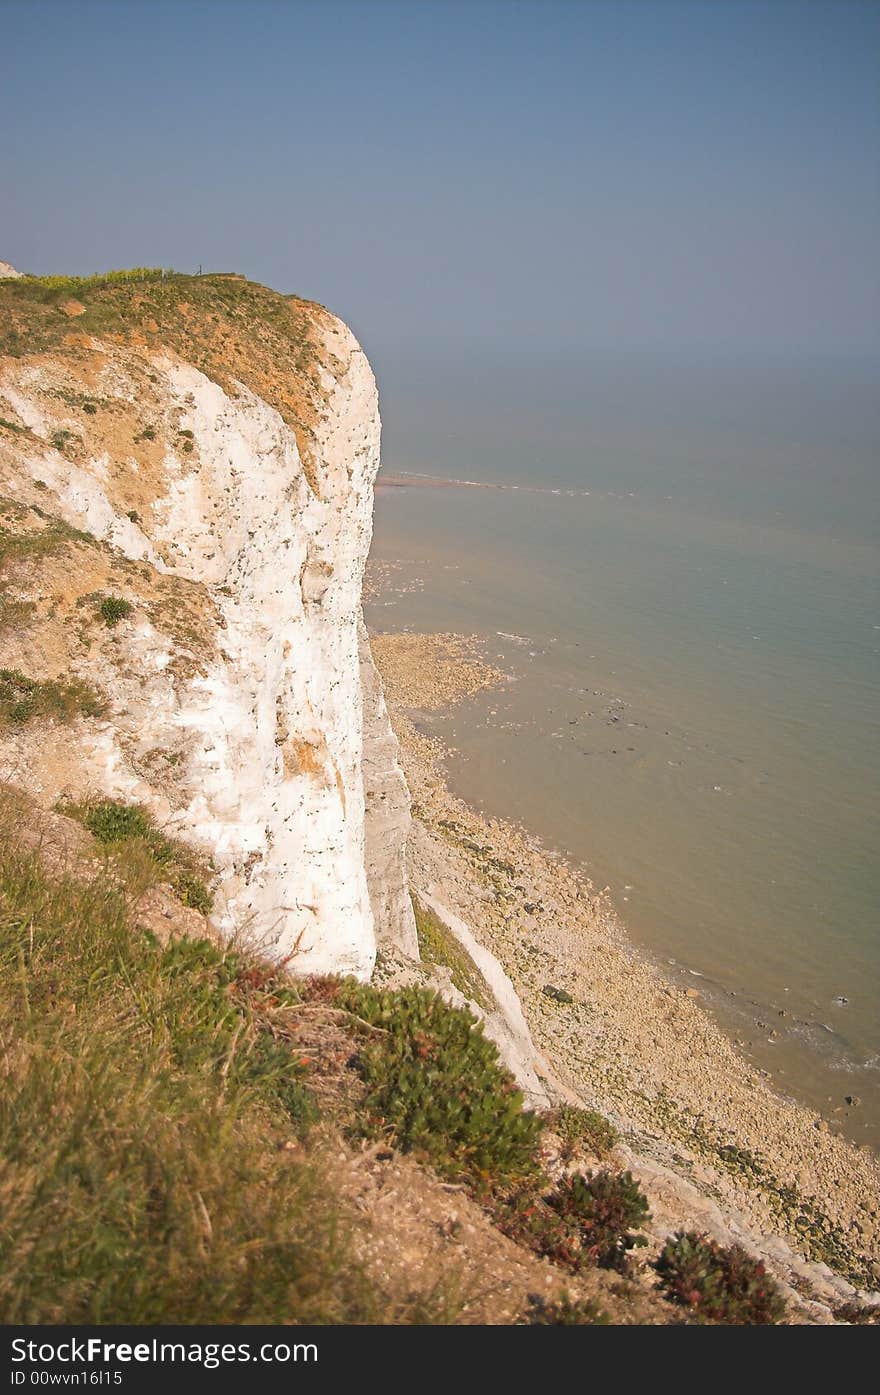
top-left (364, 348), bottom-right (880, 1148)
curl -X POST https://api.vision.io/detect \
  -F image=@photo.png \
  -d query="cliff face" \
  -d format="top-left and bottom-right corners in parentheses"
top-left (0, 271), bottom-right (415, 976)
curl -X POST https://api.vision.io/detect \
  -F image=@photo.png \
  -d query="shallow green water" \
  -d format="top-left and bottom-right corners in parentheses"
top-left (365, 355), bottom-right (879, 1146)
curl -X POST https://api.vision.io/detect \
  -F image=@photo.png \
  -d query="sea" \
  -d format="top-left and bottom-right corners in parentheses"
top-left (363, 346), bottom-right (880, 1149)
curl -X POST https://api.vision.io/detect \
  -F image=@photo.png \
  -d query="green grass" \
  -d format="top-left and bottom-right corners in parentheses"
top-left (60, 798), bottom-right (213, 912)
top-left (0, 668), bottom-right (105, 726)
top-left (411, 890), bottom-right (493, 1011)
top-left (0, 815), bottom-right (469, 1324)
top-left (99, 594), bottom-right (133, 627)
top-left (0, 599), bottom-right (37, 631)
top-left (0, 272), bottom-right (325, 490)
top-left (0, 831), bottom-right (349, 1323)
top-left (0, 509), bottom-right (93, 570)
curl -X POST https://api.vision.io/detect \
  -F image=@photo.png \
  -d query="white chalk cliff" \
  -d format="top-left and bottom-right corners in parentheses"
top-left (0, 276), bottom-right (415, 977)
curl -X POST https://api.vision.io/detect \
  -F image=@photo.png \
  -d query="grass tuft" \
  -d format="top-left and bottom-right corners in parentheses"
top-left (60, 798), bottom-right (213, 913)
top-left (99, 595), bottom-right (133, 627)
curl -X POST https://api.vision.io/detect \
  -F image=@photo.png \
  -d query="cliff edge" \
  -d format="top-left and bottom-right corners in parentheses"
top-left (0, 269), bottom-right (415, 976)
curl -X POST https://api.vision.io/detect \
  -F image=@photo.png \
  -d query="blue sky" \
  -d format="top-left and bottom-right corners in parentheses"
top-left (2, 0), bottom-right (879, 355)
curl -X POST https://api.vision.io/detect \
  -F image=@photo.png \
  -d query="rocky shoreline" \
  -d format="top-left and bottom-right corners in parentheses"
top-left (368, 627), bottom-right (880, 1310)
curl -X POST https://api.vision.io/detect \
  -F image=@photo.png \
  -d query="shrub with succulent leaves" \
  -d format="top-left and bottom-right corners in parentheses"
top-left (546, 1170), bottom-right (651, 1271)
top-left (338, 981), bottom-right (543, 1190)
top-left (656, 1231), bottom-right (786, 1324)
top-left (493, 1168), bottom-right (650, 1274)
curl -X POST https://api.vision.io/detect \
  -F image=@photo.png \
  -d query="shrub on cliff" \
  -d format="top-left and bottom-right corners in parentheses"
top-left (493, 1169), bottom-right (650, 1274)
top-left (337, 980), bottom-right (543, 1190)
top-left (99, 594), bottom-right (133, 627)
top-left (655, 1231), bottom-right (787, 1324)
top-left (550, 1103), bottom-right (619, 1160)
top-left (546, 1171), bottom-right (651, 1272)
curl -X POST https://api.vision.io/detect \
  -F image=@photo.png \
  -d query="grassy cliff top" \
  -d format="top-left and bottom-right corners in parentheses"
top-left (0, 269), bottom-right (347, 472)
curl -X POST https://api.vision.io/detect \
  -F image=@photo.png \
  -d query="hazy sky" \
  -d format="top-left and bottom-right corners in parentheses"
top-left (3, 0), bottom-right (879, 356)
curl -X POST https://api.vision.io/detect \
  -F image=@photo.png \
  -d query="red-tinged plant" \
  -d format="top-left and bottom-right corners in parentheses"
top-left (656, 1231), bottom-right (787, 1324)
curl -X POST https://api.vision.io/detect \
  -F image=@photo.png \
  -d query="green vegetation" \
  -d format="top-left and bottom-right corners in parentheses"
top-left (61, 798), bottom-right (213, 913)
top-left (492, 1185), bottom-right (582, 1265)
top-left (0, 668), bottom-right (104, 726)
top-left (49, 428), bottom-right (79, 454)
top-left (0, 418), bottom-right (29, 435)
top-left (98, 594), bottom-right (133, 627)
top-left (0, 797), bottom-right (807, 1324)
top-left (50, 388), bottom-right (106, 414)
top-left (551, 1103), bottom-right (619, 1160)
top-left (21, 268), bottom-right (171, 292)
top-left (336, 979), bottom-right (542, 1190)
top-left (0, 829), bottom-right (391, 1324)
top-left (656, 1231), bottom-right (787, 1325)
top-left (547, 1171), bottom-right (651, 1272)
top-left (520, 1294), bottom-right (610, 1325)
top-left (494, 1168), bottom-right (650, 1274)
top-left (642, 1088), bottom-right (874, 1289)
top-left (411, 890), bottom-right (493, 1010)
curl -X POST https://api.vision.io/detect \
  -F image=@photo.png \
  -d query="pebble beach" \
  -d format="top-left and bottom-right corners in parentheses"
top-left (368, 625), bottom-right (880, 1298)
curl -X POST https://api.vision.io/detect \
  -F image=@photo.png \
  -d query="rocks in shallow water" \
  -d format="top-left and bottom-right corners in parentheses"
top-left (542, 983), bottom-right (574, 1004)
top-left (845, 1096), bottom-right (861, 1108)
